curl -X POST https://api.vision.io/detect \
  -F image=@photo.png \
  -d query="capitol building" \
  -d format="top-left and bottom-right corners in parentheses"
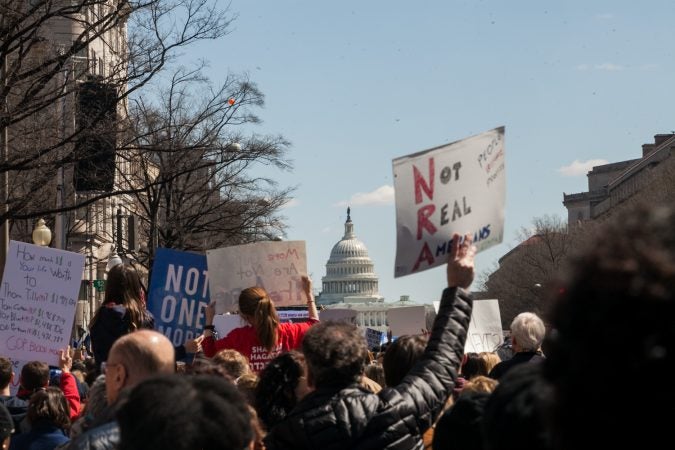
top-left (317, 209), bottom-right (422, 334)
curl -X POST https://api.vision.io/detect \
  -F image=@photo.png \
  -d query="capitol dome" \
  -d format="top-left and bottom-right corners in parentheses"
top-left (319, 208), bottom-right (384, 306)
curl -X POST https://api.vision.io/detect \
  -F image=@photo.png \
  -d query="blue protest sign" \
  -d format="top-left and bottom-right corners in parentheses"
top-left (148, 248), bottom-right (210, 346)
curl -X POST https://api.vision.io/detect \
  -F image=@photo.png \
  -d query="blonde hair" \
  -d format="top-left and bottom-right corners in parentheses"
top-left (462, 375), bottom-right (498, 395)
top-left (480, 351), bottom-right (501, 373)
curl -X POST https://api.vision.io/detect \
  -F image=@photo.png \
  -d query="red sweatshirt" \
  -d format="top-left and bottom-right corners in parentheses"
top-left (203, 319), bottom-right (319, 373)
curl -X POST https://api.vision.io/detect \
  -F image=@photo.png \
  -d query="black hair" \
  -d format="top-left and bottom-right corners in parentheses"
top-left (20, 361), bottom-right (49, 392)
top-left (0, 358), bottom-right (11, 390)
top-left (117, 374), bottom-right (252, 450)
top-left (27, 387), bottom-right (71, 431)
top-left (302, 321), bottom-right (368, 387)
top-left (433, 391), bottom-right (490, 450)
top-left (382, 335), bottom-right (428, 386)
top-left (544, 205), bottom-right (675, 449)
top-left (254, 351), bottom-right (305, 429)
top-left (461, 353), bottom-right (489, 380)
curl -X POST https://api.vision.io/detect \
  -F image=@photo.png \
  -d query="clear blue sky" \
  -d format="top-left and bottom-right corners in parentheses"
top-left (181, 0), bottom-right (675, 303)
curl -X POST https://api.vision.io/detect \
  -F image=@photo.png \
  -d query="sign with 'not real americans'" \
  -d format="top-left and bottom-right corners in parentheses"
top-left (392, 127), bottom-right (506, 277)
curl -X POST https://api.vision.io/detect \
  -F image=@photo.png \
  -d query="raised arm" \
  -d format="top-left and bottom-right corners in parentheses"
top-left (302, 276), bottom-right (319, 321)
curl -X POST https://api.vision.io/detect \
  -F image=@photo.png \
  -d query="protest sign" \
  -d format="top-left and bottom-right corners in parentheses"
top-left (148, 248), bottom-right (209, 346)
top-left (387, 305), bottom-right (427, 337)
top-left (393, 127), bottom-right (506, 277)
top-left (8, 359), bottom-right (27, 396)
top-left (213, 314), bottom-right (244, 337)
top-left (0, 241), bottom-right (84, 365)
top-left (277, 309), bottom-right (309, 323)
top-left (464, 299), bottom-right (503, 353)
top-left (365, 328), bottom-right (385, 349)
top-left (207, 241), bottom-right (308, 313)
top-left (319, 308), bottom-right (357, 324)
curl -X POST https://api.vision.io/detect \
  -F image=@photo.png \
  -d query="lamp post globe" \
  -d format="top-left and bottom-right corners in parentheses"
top-left (32, 218), bottom-right (52, 246)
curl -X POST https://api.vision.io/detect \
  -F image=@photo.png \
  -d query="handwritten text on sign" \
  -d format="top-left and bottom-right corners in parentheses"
top-left (0, 241), bottom-right (85, 365)
top-left (392, 127), bottom-right (506, 277)
top-left (148, 248), bottom-right (210, 347)
top-left (207, 241), bottom-right (308, 313)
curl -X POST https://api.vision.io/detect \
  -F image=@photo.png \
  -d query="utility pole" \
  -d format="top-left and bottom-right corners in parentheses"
top-left (0, 51), bottom-right (9, 279)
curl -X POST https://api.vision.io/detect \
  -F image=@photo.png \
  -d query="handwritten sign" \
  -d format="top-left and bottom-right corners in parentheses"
top-left (464, 299), bottom-right (503, 353)
top-left (387, 305), bottom-right (427, 336)
top-left (148, 248), bottom-right (209, 346)
top-left (0, 241), bottom-right (84, 365)
top-left (207, 241), bottom-right (308, 313)
top-left (392, 127), bottom-right (506, 277)
top-left (212, 314), bottom-right (244, 337)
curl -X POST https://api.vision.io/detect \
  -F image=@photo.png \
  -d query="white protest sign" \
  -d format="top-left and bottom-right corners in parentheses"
top-left (9, 359), bottom-right (27, 396)
top-left (0, 241), bottom-right (85, 365)
top-left (319, 308), bottom-right (357, 324)
top-left (393, 127), bottom-right (505, 277)
top-left (207, 241), bottom-right (308, 313)
top-left (213, 314), bottom-right (244, 337)
top-left (277, 309), bottom-right (309, 322)
top-left (387, 305), bottom-right (427, 337)
top-left (464, 299), bottom-right (503, 353)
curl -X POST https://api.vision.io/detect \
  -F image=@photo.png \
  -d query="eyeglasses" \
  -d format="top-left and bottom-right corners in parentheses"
top-left (101, 361), bottom-right (122, 374)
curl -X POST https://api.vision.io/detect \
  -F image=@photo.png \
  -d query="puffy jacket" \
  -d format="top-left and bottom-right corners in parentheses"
top-left (265, 286), bottom-right (472, 450)
top-left (59, 421), bottom-right (119, 450)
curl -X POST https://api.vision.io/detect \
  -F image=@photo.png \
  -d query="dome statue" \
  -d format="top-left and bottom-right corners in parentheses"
top-left (318, 208), bottom-right (384, 306)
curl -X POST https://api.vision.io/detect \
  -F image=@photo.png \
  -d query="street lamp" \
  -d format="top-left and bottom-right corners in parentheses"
top-left (32, 218), bottom-right (52, 246)
top-left (106, 250), bottom-right (123, 272)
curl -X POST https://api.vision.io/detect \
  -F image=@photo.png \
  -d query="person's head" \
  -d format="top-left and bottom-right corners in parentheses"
top-left (213, 349), bottom-right (251, 380)
top-left (0, 403), bottom-right (13, 450)
top-left (462, 375), bottom-right (498, 395)
top-left (104, 330), bottom-right (175, 405)
top-left (117, 374), bottom-right (253, 450)
top-left (20, 361), bottom-right (49, 392)
top-left (510, 312), bottom-right (545, 352)
top-left (461, 353), bottom-right (489, 380)
top-left (302, 321), bottom-right (368, 388)
top-left (26, 387), bottom-right (70, 431)
top-left (479, 352), bottom-right (501, 374)
top-left (433, 390), bottom-right (490, 450)
top-left (239, 287), bottom-right (279, 352)
top-left (483, 363), bottom-right (553, 450)
top-left (0, 358), bottom-right (12, 391)
top-left (364, 363), bottom-right (386, 388)
top-left (382, 335), bottom-right (428, 387)
top-left (100, 263), bottom-right (146, 329)
top-left (255, 351), bottom-right (309, 430)
top-left (544, 205), bottom-right (675, 449)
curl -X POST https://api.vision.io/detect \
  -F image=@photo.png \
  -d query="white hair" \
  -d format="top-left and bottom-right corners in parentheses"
top-left (510, 312), bottom-right (545, 352)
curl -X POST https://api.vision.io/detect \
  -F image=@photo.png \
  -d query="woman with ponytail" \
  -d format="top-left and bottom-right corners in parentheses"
top-left (203, 276), bottom-right (319, 373)
top-left (89, 264), bottom-right (154, 368)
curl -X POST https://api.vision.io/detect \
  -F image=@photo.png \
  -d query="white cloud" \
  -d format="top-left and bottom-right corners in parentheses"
top-left (575, 63), bottom-right (624, 72)
top-left (558, 159), bottom-right (609, 177)
top-left (596, 13), bottom-right (613, 20)
top-left (594, 63), bottom-right (624, 71)
top-left (281, 198), bottom-right (300, 209)
top-left (334, 185), bottom-right (395, 207)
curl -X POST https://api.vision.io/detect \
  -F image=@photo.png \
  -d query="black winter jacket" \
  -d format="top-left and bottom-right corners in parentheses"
top-left (265, 286), bottom-right (472, 450)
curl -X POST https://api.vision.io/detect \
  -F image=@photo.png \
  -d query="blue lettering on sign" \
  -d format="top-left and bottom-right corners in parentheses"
top-left (148, 248), bottom-right (210, 349)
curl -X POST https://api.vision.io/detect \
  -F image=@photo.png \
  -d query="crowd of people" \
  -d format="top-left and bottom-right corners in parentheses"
top-left (0, 204), bottom-right (674, 449)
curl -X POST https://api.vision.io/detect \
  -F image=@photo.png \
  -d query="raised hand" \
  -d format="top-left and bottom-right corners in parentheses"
top-left (446, 233), bottom-right (476, 289)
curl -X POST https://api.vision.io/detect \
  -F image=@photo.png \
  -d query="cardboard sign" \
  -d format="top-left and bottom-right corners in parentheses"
top-left (387, 305), bottom-right (427, 337)
top-left (464, 299), bottom-right (503, 353)
top-left (207, 241), bottom-right (308, 313)
top-left (148, 248), bottom-right (210, 346)
top-left (0, 241), bottom-right (85, 365)
top-left (393, 127), bottom-right (506, 277)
